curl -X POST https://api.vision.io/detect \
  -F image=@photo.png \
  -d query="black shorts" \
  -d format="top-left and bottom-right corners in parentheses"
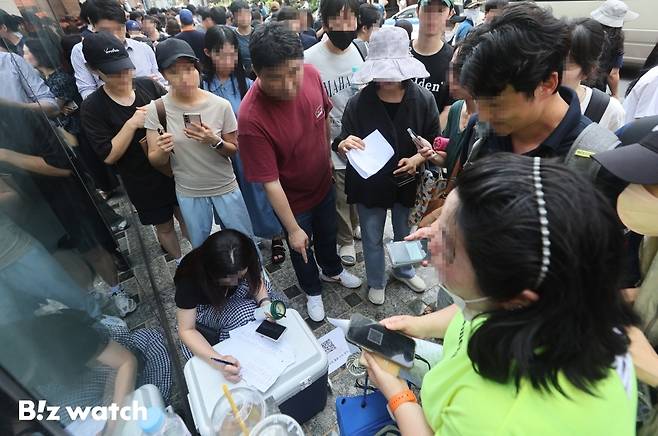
top-left (137, 202), bottom-right (177, 226)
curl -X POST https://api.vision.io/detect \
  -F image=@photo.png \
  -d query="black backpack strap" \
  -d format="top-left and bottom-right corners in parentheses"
top-left (352, 39), bottom-right (368, 61)
top-left (584, 87), bottom-right (610, 123)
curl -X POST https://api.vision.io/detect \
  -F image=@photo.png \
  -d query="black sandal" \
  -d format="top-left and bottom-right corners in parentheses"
top-left (271, 239), bottom-right (286, 264)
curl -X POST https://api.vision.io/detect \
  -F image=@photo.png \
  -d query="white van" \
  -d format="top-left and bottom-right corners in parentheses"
top-left (534, 0), bottom-right (657, 66)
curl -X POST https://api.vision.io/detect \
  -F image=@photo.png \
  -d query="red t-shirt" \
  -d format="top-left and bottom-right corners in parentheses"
top-left (238, 64), bottom-right (333, 215)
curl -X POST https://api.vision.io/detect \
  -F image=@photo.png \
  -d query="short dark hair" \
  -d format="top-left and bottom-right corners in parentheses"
top-left (229, 0), bottom-right (251, 14)
top-left (249, 22), bottom-right (303, 72)
top-left (85, 0), bottom-right (127, 26)
top-left (275, 6), bottom-right (300, 22)
top-left (129, 10), bottom-right (144, 21)
top-left (175, 230), bottom-right (262, 310)
top-left (147, 7), bottom-right (159, 15)
top-left (25, 37), bottom-right (59, 69)
top-left (484, 0), bottom-right (508, 13)
top-left (358, 3), bottom-right (382, 31)
top-left (457, 2), bottom-right (570, 98)
top-left (208, 7), bottom-right (228, 25)
top-left (185, 4), bottom-right (196, 15)
top-left (251, 9), bottom-right (263, 21)
top-left (320, 0), bottom-right (360, 23)
top-left (568, 18), bottom-right (604, 80)
top-left (454, 153), bottom-right (639, 395)
top-left (165, 18), bottom-right (181, 35)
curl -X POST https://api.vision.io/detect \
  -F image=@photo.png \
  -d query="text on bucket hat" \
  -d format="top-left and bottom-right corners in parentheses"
top-left (353, 26), bottom-right (429, 83)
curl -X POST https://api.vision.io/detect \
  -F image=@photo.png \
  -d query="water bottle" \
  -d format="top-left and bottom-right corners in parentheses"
top-left (139, 407), bottom-right (191, 436)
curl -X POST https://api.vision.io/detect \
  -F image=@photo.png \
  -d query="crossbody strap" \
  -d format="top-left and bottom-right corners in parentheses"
top-left (155, 98), bottom-right (167, 132)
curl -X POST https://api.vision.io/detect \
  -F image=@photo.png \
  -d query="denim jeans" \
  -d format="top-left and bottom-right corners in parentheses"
top-left (177, 188), bottom-right (255, 248)
top-left (356, 203), bottom-right (415, 290)
top-left (286, 187), bottom-right (343, 296)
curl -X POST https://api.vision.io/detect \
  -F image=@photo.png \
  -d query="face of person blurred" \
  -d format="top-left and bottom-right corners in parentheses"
top-left (234, 8), bottom-right (252, 28)
top-left (142, 19), bottom-right (156, 34)
top-left (98, 68), bottom-right (135, 93)
top-left (417, 3), bottom-right (450, 37)
top-left (164, 59), bottom-right (200, 95)
top-left (282, 18), bottom-right (302, 33)
top-left (95, 19), bottom-right (126, 43)
top-left (206, 42), bottom-right (238, 77)
top-left (22, 45), bottom-right (38, 68)
top-left (256, 58), bottom-right (304, 100)
top-left (362, 24), bottom-right (380, 41)
top-left (202, 17), bottom-right (215, 29)
top-left (430, 191), bottom-right (481, 300)
top-left (325, 7), bottom-right (358, 32)
top-left (475, 81), bottom-right (556, 136)
top-left (375, 80), bottom-right (404, 92)
top-left (484, 8), bottom-right (500, 23)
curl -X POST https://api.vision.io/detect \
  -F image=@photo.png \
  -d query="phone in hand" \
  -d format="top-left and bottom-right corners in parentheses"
top-left (407, 128), bottom-right (424, 151)
top-left (183, 112), bottom-right (202, 129)
top-left (255, 320), bottom-right (286, 342)
top-left (346, 313), bottom-right (416, 369)
top-left (386, 239), bottom-right (430, 267)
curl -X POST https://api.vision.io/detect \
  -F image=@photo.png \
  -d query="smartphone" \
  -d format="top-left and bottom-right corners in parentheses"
top-left (407, 128), bottom-right (424, 151)
top-left (63, 100), bottom-right (79, 112)
top-left (386, 239), bottom-right (430, 267)
top-left (255, 320), bottom-right (287, 342)
top-left (183, 112), bottom-right (202, 129)
top-left (346, 313), bottom-right (416, 369)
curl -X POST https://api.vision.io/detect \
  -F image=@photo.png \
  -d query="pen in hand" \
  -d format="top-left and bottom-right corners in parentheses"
top-left (211, 357), bottom-right (235, 367)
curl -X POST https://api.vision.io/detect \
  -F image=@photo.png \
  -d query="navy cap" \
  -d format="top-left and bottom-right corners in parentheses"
top-left (82, 31), bottom-right (135, 74)
top-left (155, 37), bottom-right (198, 70)
top-left (594, 128), bottom-right (658, 185)
top-left (126, 20), bottom-right (141, 31)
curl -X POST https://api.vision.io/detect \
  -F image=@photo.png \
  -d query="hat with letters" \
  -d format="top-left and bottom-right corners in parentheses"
top-left (82, 31), bottom-right (135, 74)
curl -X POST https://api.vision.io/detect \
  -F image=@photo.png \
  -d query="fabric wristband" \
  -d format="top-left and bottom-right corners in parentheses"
top-left (388, 388), bottom-right (417, 413)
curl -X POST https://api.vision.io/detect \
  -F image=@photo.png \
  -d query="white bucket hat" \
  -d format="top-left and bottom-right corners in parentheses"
top-left (590, 0), bottom-right (639, 28)
top-left (353, 26), bottom-right (430, 84)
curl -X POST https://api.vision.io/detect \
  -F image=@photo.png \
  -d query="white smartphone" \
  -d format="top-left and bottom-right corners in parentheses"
top-left (183, 112), bottom-right (202, 129)
top-left (386, 239), bottom-right (430, 267)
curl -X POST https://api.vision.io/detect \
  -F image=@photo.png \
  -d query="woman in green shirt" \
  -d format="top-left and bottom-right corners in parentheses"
top-left (364, 153), bottom-right (639, 435)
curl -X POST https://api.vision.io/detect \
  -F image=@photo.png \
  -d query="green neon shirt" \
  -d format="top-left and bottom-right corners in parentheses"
top-left (420, 310), bottom-right (637, 435)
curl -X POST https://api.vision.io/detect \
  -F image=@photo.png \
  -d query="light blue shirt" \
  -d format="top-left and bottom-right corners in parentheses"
top-left (0, 52), bottom-right (57, 110)
top-left (71, 37), bottom-right (167, 99)
top-left (203, 74), bottom-right (253, 116)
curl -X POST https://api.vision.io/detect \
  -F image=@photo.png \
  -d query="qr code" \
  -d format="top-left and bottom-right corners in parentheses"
top-left (321, 339), bottom-right (337, 354)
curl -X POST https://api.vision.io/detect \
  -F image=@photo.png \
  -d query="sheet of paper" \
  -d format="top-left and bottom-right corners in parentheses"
top-left (318, 327), bottom-right (353, 374)
top-left (346, 129), bottom-right (394, 179)
top-left (327, 317), bottom-right (360, 354)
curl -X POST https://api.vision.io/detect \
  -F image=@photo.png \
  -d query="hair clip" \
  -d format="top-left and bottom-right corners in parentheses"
top-left (533, 157), bottom-right (550, 289)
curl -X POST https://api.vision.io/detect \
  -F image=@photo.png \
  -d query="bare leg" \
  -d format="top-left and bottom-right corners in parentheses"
top-left (84, 245), bottom-right (119, 287)
top-left (155, 218), bottom-right (182, 260)
top-left (174, 206), bottom-right (189, 242)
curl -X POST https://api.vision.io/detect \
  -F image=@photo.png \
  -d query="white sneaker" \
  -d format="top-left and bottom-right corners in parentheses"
top-left (368, 287), bottom-right (385, 305)
top-left (393, 274), bottom-right (427, 293)
top-left (306, 295), bottom-right (325, 322)
top-left (320, 269), bottom-right (362, 289)
top-left (111, 290), bottom-right (137, 317)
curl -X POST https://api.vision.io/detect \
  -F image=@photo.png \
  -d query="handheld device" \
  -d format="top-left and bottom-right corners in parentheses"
top-left (346, 313), bottom-right (416, 369)
top-left (183, 112), bottom-right (202, 129)
top-left (255, 320), bottom-right (287, 342)
top-left (385, 239), bottom-right (430, 267)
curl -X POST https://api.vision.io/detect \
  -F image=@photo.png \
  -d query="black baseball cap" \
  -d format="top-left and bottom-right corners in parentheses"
top-left (593, 127), bottom-right (658, 185)
top-left (82, 31), bottom-right (135, 74)
top-left (155, 38), bottom-right (199, 71)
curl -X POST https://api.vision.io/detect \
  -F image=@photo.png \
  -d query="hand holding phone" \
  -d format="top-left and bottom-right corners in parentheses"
top-left (386, 239), bottom-right (430, 267)
top-left (183, 112), bottom-right (202, 129)
top-left (346, 313), bottom-right (416, 369)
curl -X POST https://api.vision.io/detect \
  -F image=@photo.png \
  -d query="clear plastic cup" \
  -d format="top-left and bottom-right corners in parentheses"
top-left (211, 386), bottom-right (266, 435)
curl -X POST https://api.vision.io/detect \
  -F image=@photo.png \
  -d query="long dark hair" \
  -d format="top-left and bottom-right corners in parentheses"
top-left (568, 18), bottom-right (604, 80)
top-left (202, 25), bottom-right (249, 98)
top-left (454, 153), bottom-right (639, 395)
top-left (174, 230), bottom-right (262, 309)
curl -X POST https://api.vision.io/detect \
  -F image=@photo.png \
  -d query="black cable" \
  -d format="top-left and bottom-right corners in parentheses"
top-left (415, 353), bottom-right (431, 370)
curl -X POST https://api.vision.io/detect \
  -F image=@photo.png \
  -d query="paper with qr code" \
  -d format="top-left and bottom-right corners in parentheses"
top-left (318, 328), bottom-right (352, 374)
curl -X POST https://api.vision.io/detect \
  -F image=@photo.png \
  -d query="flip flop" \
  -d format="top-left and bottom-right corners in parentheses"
top-left (339, 244), bottom-right (356, 266)
top-left (271, 238), bottom-right (286, 264)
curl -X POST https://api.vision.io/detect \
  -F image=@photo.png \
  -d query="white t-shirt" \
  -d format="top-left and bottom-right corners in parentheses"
top-left (623, 66), bottom-right (658, 123)
top-left (304, 40), bottom-right (365, 169)
top-left (579, 86), bottom-right (626, 132)
top-left (144, 91), bottom-right (239, 198)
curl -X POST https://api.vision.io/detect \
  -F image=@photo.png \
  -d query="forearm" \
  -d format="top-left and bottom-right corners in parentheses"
top-left (417, 304), bottom-right (459, 339)
top-left (216, 140), bottom-right (237, 157)
top-left (107, 122), bottom-right (138, 164)
top-left (112, 356), bottom-right (138, 407)
top-left (180, 328), bottom-right (224, 363)
top-left (628, 326), bottom-right (658, 387)
top-left (394, 402), bottom-right (434, 436)
top-left (263, 180), bottom-right (300, 233)
top-left (608, 68), bottom-right (620, 97)
top-left (2, 150), bottom-right (71, 177)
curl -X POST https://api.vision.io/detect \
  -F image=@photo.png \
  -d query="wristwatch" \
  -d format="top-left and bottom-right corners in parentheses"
top-left (209, 137), bottom-right (224, 150)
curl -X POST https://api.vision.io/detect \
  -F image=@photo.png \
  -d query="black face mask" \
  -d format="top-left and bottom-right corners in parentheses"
top-left (327, 30), bottom-right (357, 51)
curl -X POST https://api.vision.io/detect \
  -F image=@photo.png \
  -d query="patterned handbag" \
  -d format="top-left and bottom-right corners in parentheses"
top-left (408, 164), bottom-right (446, 227)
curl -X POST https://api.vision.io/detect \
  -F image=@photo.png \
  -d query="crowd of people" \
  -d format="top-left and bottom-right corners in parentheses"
top-left (1, 0), bottom-right (658, 433)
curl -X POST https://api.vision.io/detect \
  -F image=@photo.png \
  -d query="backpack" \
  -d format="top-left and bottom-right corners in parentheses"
top-left (584, 87), bottom-right (611, 124)
top-left (563, 122), bottom-right (620, 181)
top-left (352, 39), bottom-right (368, 61)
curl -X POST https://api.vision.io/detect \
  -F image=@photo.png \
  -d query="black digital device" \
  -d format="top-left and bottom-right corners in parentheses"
top-left (346, 313), bottom-right (416, 369)
top-left (255, 320), bottom-right (287, 342)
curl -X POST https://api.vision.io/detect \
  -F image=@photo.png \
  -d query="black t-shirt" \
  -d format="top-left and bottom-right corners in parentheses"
top-left (175, 30), bottom-right (206, 62)
top-left (411, 42), bottom-right (454, 113)
top-left (175, 276), bottom-right (211, 309)
top-left (81, 77), bottom-right (176, 212)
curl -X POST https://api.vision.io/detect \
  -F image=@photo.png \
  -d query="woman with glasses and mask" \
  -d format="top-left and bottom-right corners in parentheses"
top-left (363, 153), bottom-right (639, 435)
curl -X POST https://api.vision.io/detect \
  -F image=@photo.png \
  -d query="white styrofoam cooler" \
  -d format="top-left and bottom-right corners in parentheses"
top-left (184, 309), bottom-right (329, 436)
